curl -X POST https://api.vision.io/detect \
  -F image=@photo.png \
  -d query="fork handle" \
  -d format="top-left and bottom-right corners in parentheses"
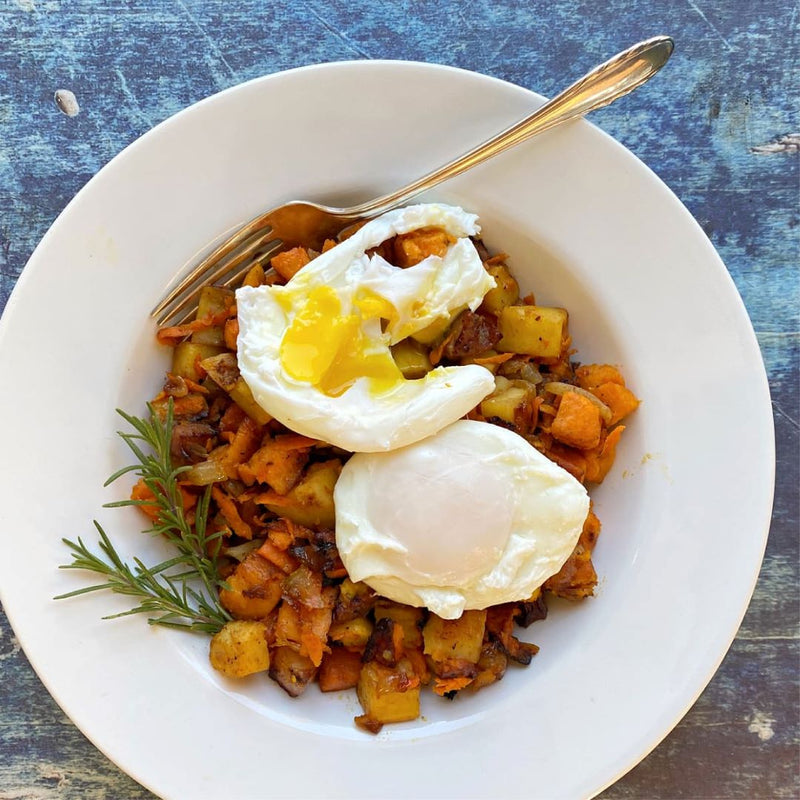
top-left (342, 35), bottom-right (674, 219)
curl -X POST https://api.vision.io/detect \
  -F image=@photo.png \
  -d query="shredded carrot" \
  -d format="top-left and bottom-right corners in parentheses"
top-left (257, 540), bottom-right (299, 574)
top-left (432, 676), bottom-right (474, 696)
top-left (211, 486), bottom-right (253, 539)
top-left (156, 307), bottom-right (234, 345)
top-left (472, 351), bottom-right (515, 366)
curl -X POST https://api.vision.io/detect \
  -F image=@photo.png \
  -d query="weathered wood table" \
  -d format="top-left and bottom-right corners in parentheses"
top-left (1, 2), bottom-right (797, 798)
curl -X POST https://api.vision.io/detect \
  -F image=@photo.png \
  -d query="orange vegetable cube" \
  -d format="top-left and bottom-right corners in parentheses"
top-left (392, 227), bottom-right (454, 267)
top-left (271, 246), bottom-right (311, 281)
top-left (591, 382), bottom-right (640, 426)
top-left (550, 391), bottom-right (602, 450)
top-left (575, 363), bottom-right (625, 390)
top-left (319, 647), bottom-right (363, 692)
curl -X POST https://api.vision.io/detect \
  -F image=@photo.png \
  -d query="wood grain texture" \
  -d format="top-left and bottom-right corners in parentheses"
top-left (0, 1), bottom-right (797, 798)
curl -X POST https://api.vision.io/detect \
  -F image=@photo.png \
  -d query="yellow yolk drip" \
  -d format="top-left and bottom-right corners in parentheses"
top-left (280, 286), bottom-right (403, 397)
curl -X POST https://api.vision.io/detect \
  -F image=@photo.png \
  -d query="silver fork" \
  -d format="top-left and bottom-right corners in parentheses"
top-left (152, 35), bottom-right (673, 326)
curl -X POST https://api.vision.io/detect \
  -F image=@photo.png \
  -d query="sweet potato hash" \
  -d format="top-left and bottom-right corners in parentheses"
top-left (143, 225), bottom-right (639, 732)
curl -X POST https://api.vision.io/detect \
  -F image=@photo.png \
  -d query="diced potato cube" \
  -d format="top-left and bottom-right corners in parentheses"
top-left (242, 263), bottom-right (266, 287)
top-left (423, 609), bottom-right (487, 664)
top-left (171, 342), bottom-right (225, 381)
top-left (497, 305), bottom-right (567, 360)
top-left (229, 378), bottom-right (272, 425)
top-left (209, 620), bottom-right (270, 678)
top-left (192, 286), bottom-right (234, 345)
top-left (390, 338), bottom-right (431, 379)
top-left (480, 381), bottom-right (537, 433)
top-left (410, 313), bottom-right (453, 346)
top-left (480, 263), bottom-right (519, 315)
top-left (373, 601), bottom-right (424, 649)
top-left (269, 646), bottom-right (318, 697)
top-left (219, 552), bottom-right (283, 619)
top-left (550, 391), bottom-right (602, 450)
top-left (357, 660), bottom-right (421, 724)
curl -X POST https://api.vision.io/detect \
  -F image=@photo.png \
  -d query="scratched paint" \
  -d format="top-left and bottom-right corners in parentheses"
top-left (0, 1), bottom-right (797, 799)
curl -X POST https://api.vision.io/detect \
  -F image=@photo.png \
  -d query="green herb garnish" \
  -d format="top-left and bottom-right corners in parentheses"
top-left (56, 401), bottom-right (230, 634)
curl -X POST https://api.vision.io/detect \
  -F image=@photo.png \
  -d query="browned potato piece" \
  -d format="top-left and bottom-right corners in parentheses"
top-left (328, 616), bottom-right (373, 649)
top-left (357, 660), bottom-right (421, 725)
top-left (410, 313), bottom-right (453, 346)
top-left (423, 610), bottom-right (487, 664)
top-left (192, 286), bottom-right (235, 346)
top-left (200, 352), bottom-right (272, 425)
top-left (373, 600), bottom-right (424, 649)
top-left (480, 376), bottom-right (537, 433)
top-left (171, 341), bottom-right (225, 382)
top-left (219, 552), bottom-right (283, 619)
top-left (481, 263), bottom-right (519, 315)
top-left (390, 338), bottom-right (431, 379)
top-left (269, 646), bottom-right (318, 697)
top-left (260, 460), bottom-right (342, 529)
top-left (209, 620), bottom-right (270, 678)
top-left (497, 305), bottom-right (567, 360)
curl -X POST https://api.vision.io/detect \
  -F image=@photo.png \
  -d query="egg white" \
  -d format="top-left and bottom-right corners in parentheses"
top-left (334, 419), bottom-right (591, 619)
top-left (236, 204), bottom-right (496, 452)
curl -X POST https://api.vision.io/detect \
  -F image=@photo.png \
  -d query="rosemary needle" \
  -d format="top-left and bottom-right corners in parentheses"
top-left (56, 400), bottom-right (230, 635)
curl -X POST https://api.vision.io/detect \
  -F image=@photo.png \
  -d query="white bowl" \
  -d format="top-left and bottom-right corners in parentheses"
top-left (0, 61), bottom-right (774, 799)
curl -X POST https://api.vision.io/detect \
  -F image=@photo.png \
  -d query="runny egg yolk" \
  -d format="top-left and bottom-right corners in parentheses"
top-left (279, 285), bottom-right (403, 397)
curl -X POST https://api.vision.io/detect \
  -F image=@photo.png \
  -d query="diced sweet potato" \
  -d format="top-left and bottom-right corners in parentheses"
top-left (219, 552), bottom-right (283, 619)
top-left (240, 436), bottom-right (312, 494)
top-left (392, 227), bottom-right (453, 267)
top-left (271, 246), bottom-right (310, 281)
top-left (550, 391), bottom-right (602, 450)
top-left (575, 363), bottom-right (626, 390)
top-left (584, 425), bottom-right (626, 484)
top-left (209, 620), bottom-right (270, 678)
top-left (590, 382), bottom-right (640, 426)
top-left (319, 647), bottom-right (363, 692)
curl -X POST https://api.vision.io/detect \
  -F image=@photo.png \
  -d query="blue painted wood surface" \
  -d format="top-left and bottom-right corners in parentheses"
top-left (0, 1), bottom-right (797, 798)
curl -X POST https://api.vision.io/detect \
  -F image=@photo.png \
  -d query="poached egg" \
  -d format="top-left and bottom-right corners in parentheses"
top-left (334, 419), bottom-right (590, 619)
top-left (236, 204), bottom-right (496, 452)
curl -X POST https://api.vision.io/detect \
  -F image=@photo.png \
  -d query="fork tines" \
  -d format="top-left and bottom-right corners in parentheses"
top-left (152, 220), bottom-right (282, 326)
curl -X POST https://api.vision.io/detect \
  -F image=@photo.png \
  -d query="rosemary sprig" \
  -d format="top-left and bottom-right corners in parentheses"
top-left (56, 400), bottom-right (231, 635)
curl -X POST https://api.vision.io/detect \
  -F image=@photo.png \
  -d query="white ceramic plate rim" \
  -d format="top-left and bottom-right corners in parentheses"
top-left (0, 60), bottom-right (774, 800)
